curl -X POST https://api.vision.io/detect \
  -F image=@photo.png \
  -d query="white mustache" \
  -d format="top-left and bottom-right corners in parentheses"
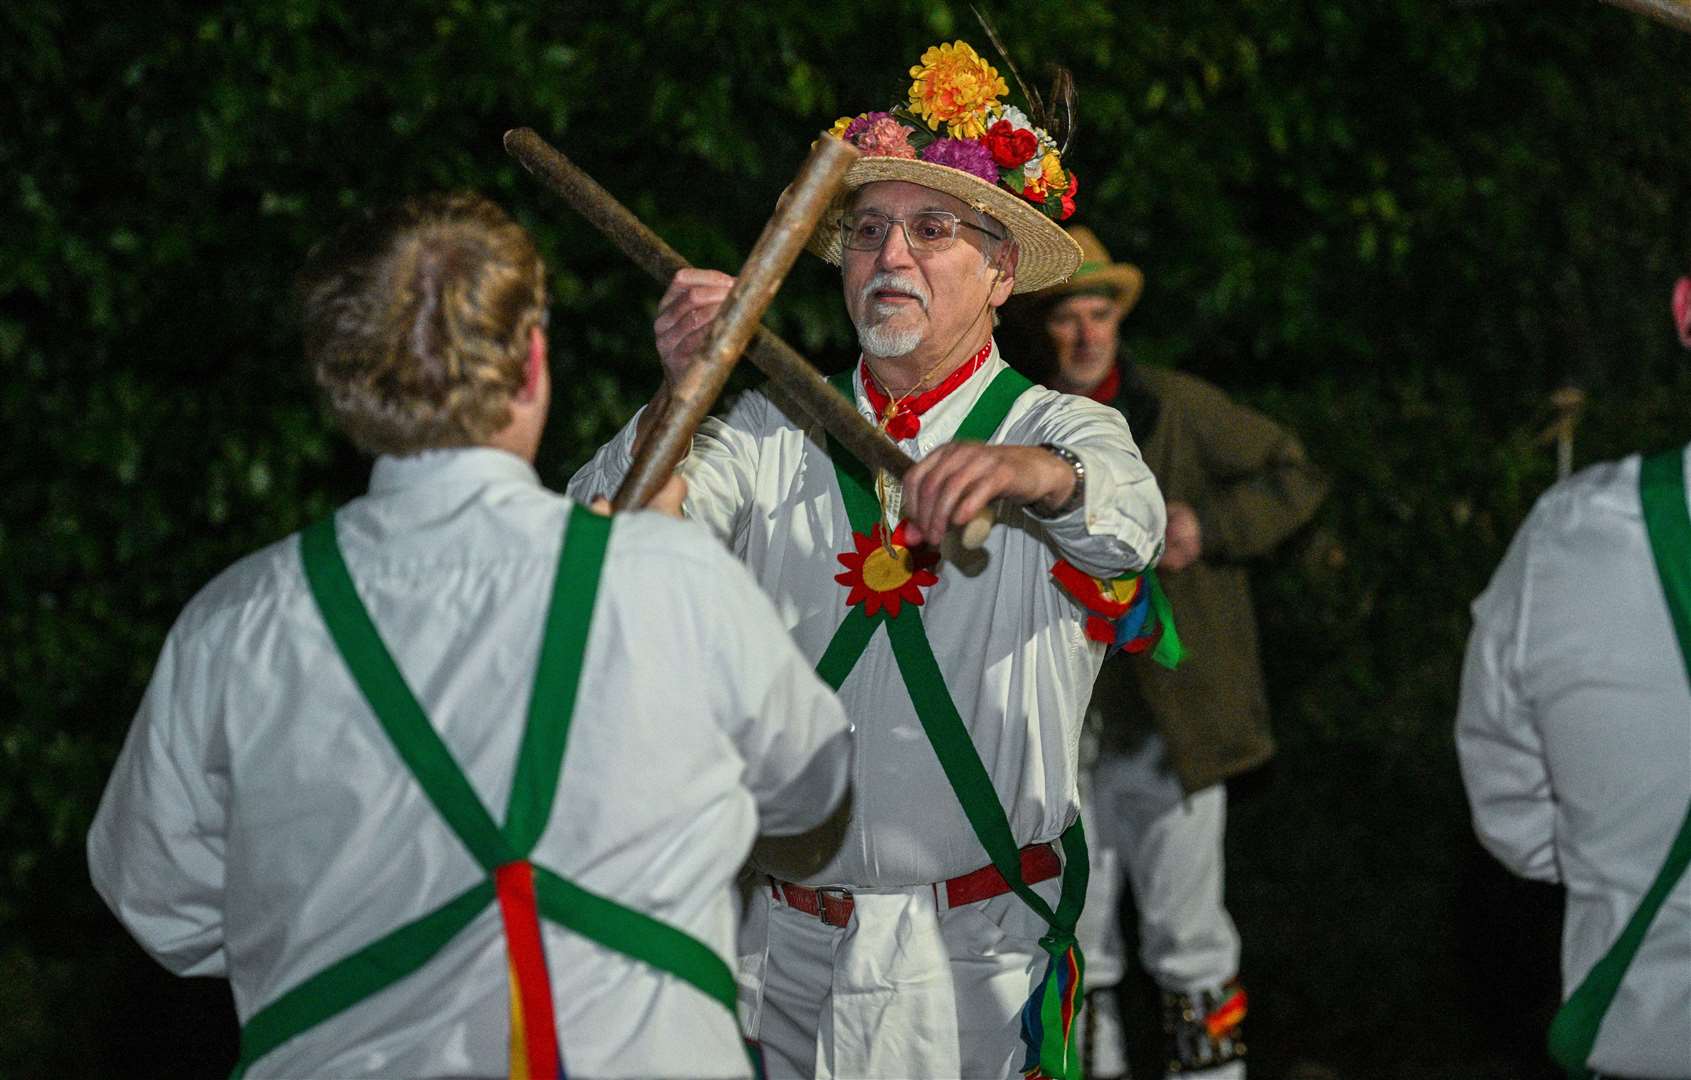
top-left (860, 272), bottom-right (930, 312)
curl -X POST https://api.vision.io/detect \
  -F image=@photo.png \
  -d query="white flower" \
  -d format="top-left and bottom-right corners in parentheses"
top-left (997, 104), bottom-right (1034, 131)
top-left (1022, 124), bottom-right (1059, 177)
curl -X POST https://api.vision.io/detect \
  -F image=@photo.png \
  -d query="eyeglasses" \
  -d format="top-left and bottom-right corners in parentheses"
top-left (839, 210), bottom-right (1005, 254)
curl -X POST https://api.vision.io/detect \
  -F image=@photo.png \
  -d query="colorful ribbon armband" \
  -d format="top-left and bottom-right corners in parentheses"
top-left (1050, 559), bottom-right (1183, 668)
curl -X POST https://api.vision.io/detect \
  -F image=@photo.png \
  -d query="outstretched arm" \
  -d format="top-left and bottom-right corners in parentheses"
top-left (902, 393), bottom-right (1165, 579)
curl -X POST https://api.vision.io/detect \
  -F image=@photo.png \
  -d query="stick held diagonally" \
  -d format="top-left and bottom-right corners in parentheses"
top-left (503, 127), bottom-right (996, 550)
top-left (608, 136), bottom-right (856, 512)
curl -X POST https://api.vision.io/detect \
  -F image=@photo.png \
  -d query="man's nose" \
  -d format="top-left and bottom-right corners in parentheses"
top-left (876, 222), bottom-right (918, 269)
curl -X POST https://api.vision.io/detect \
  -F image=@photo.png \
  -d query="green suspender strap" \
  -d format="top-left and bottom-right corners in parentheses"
top-left (1547, 447), bottom-right (1691, 1079)
top-left (819, 367), bottom-right (1090, 1080)
top-left (231, 504), bottom-right (738, 1079)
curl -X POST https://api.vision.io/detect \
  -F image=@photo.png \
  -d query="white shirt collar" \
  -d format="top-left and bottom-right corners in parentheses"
top-left (367, 446), bottom-right (540, 496)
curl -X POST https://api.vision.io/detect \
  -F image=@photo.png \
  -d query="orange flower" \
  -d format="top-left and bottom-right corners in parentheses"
top-left (907, 41), bottom-right (1007, 139)
top-left (834, 521), bottom-right (940, 618)
top-left (1038, 151), bottom-right (1064, 191)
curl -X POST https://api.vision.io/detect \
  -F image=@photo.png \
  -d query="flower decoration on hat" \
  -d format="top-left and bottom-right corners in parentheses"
top-left (836, 521), bottom-right (940, 619)
top-left (824, 40), bottom-right (1079, 224)
top-left (909, 41), bottom-right (1009, 138)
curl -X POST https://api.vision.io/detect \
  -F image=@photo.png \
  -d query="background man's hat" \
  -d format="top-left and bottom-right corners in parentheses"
top-left (805, 41), bottom-right (1084, 294)
top-left (1034, 226), bottom-right (1144, 316)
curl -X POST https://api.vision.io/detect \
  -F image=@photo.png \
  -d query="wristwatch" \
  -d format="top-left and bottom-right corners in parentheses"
top-left (1032, 443), bottom-right (1085, 518)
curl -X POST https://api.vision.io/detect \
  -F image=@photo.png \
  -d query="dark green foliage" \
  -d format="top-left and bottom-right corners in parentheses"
top-left (3, 2), bottom-right (1687, 1075)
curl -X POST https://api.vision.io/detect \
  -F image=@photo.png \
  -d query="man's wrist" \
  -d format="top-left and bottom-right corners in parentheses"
top-left (1030, 443), bottom-right (1085, 518)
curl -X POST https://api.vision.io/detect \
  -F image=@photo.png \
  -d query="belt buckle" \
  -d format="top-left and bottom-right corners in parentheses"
top-left (813, 885), bottom-right (854, 928)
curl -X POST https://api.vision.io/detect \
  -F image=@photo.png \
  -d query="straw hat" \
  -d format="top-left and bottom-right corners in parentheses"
top-left (1032, 226), bottom-right (1144, 315)
top-left (805, 41), bottom-right (1084, 294)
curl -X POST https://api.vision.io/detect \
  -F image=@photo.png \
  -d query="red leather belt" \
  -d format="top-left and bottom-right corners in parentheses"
top-left (770, 842), bottom-right (1063, 928)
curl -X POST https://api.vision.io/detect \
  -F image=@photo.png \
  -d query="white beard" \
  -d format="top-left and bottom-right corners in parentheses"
top-left (853, 271), bottom-right (930, 358)
top-left (856, 318), bottom-right (925, 358)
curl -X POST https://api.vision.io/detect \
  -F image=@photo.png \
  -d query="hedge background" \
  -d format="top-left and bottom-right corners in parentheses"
top-left (4, 2), bottom-right (1689, 1076)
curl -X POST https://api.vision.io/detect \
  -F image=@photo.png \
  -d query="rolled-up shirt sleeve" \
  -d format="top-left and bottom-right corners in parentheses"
top-left (1455, 512), bottom-right (1559, 883)
top-left (87, 623), bottom-right (231, 976)
top-left (565, 405), bottom-right (645, 506)
top-left (1011, 392), bottom-right (1167, 580)
top-left (567, 394), bottom-right (766, 548)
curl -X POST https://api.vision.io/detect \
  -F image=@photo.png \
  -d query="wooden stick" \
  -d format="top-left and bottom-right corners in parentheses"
top-left (503, 127), bottom-right (996, 548)
top-left (609, 136), bottom-right (857, 511)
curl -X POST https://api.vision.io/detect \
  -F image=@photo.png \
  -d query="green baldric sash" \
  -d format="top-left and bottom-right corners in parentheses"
top-left (1547, 447), bottom-right (1691, 1079)
top-left (231, 505), bottom-right (739, 1079)
top-left (819, 367), bottom-right (1090, 1080)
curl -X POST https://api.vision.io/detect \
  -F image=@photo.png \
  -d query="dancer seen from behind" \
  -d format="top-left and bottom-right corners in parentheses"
top-left (1457, 276), bottom-right (1691, 1080)
top-left (89, 192), bottom-right (852, 1079)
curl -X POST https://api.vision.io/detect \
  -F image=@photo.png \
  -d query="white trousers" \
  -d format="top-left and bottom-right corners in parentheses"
top-left (736, 874), bottom-right (1064, 1079)
top-left (1076, 730), bottom-right (1241, 994)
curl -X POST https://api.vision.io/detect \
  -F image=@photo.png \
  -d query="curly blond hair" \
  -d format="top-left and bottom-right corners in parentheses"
top-left (300, 192), bottom-right (547, 455)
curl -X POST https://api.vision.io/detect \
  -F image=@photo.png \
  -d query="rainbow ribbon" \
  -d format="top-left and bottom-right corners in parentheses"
top-left (1019, 935), bottom-right (1085, 1080)
top-left (495, 861), bottom-right (565, 1080)
top-left (1050, 560), bottom-right (1183, 668)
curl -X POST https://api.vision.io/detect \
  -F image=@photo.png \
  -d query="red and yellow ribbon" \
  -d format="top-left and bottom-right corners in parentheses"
top-left (495, 860), bottom-right (564, 1080)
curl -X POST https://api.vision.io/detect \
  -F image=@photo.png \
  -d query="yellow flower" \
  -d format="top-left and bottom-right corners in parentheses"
top-left (907, 41), bottom-right (1008, 139)
top-left (826, 115), bottom-right (857, 139)
top-left (1039, 151), bottom-right (1064, 189)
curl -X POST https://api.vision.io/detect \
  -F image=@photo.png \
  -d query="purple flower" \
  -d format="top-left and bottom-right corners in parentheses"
top-left (844, 111), bottom-right (893, 141)
top-left (920, 137), bottom-right (1000, 184)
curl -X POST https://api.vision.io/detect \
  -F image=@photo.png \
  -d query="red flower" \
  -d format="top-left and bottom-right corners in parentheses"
top-left (834, 521), bottom-right (940, 618)
top-left (1058, 170), bottom-right (1079, 221)
top-left (984, 119), bottom-right (1039, 168)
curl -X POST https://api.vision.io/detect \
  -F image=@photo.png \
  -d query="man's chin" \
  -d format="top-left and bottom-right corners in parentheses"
top-left (857, 320), bottom-right (927, 359)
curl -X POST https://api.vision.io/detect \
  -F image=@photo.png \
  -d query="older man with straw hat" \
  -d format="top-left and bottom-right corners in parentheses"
top-left (572, 40), bottom-right (1168, 1080)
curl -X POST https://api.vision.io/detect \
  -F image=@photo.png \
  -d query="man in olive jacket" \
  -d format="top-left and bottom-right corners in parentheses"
top-left (1010, 227), bottom-right (1328, 1079)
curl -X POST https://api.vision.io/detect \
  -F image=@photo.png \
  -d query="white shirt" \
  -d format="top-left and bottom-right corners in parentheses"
top-left (571, 346), bottom-right (1165, 887)
top-left (1457, 448), bottom-right (1691, 1079)
top-left (88, 447), bottom-right (851, 1079)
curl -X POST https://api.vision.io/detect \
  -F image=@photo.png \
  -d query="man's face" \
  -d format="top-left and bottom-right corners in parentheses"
top-left (841, 181), bottom-right (1014, 361)
top-left (1045, 293), bottom-right (1124, 391)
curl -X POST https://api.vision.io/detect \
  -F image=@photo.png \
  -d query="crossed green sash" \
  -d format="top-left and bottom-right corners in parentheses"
top-left (1547, 447), bottom-right (1691, 1078)
top-left (818, 367), bottom-right (1091, 1080)
top-left (231, 505), bottom-right (738, 1078)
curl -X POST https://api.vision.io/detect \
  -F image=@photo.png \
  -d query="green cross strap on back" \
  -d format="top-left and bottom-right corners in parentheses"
top-left (1547, 447), bottom-right (1691, 1079)
top-left (817, 366), bottom-right (1091, 1079)
top-left (230, 503), bottom-right (739, 1078)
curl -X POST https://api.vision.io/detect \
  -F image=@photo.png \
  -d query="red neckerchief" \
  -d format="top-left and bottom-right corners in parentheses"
top-left (860, 340), bottom-right (994, 440)
top-left (1083, 365), bottom-right (1121, 404)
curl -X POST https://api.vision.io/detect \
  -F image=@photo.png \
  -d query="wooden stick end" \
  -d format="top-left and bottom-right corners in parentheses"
top-left (960, 509), bottom-right (994, 550)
